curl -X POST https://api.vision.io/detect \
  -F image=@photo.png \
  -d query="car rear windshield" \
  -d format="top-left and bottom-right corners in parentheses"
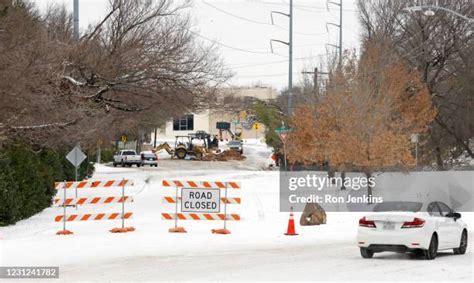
top-left (373, 201), bottom-right (423, 212)
top-left (123, 151), bottom-right (136, 155)
top-left (229, 141), bottom-right (241, 145)
top-left (143, 154), bottom-right (156, 158)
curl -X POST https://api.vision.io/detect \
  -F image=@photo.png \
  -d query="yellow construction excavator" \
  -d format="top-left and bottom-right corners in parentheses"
top-left (216, 122), bottom-right (242, 141)
top-left (153, 131), bottom-right (211, 160)
top-left (152, 142), bottom-right (175, 158)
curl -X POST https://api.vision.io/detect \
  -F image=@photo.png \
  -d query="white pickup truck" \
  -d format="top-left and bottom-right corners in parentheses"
top-left (113, 150), bottom-right (142, 167)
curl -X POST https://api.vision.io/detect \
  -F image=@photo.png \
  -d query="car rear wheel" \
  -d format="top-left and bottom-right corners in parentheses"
top-left (454, 230), bottom-right (467, 255)
top-left (360, 247), bottom-right (374, 258)
top-left (424, 233), bottom-right (438, 260)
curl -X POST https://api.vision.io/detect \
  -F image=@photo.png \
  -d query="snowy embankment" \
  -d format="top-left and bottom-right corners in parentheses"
top-left (0, 143), bottom-right (473, 281)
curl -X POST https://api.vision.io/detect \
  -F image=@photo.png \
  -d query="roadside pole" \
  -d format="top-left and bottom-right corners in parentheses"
top-left (174, 185), bottom-right (179, 230)
top-left (97, 146), bottom-right (101, 164)
top-left (275, 124), bottom-right (291, 171)
top-left (255, 127), bottom-right (257, 144)
top-left (411, 134), bottom-right (419, 168)
top-left (254, 123), bottom-right (259, 144)
top-left (415, 142), bottom-right (418, 167)
top-left (223, 182), bottom-right (228, 230)
top-left (75, 166), bottom-right (78, 198)
top-left (63, 180), bottom-right (66, 231)
top-left (74, 158), bottom-right (78, 211)
top-left (66, 145), bottom-right (86, 210)
top-left (121, 178), bottom-right (125, 229)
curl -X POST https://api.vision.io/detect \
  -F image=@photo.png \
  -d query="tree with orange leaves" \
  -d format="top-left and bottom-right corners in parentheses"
top-left (287, 40), bottom-right (436, 196)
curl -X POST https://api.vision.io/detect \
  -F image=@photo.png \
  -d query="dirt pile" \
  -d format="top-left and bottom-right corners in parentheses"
top-left (202, 150), bottom-right (246, 161)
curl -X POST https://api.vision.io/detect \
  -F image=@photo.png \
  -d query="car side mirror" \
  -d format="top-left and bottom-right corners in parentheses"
top-left (447, 212), bottom-right (461, 219)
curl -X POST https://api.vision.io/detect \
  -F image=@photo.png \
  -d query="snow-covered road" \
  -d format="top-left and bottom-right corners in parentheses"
top-left (0, 143), bottom-right (472, 281)
top-left (60, 238), bottom-right (473, 281)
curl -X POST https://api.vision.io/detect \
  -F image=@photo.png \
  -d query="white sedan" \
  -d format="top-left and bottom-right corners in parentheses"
top-left (357, 201), bottom-right (468, 260)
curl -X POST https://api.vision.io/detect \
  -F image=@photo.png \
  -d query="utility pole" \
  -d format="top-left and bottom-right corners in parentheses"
top-left (326, 0), bottom-right (343, 66)
top-left (302, 68), bottom-right (319, 94)
top-left (339, 0), bottom-right (342, 65)
top-left (301, 68), bottom-right (329, 104)
top-left (73, 0), bottom-right (79, 40)
top-left (270, 0), bottom-right (293, 115)
top-left (289, 0), bottom-right (293, 115)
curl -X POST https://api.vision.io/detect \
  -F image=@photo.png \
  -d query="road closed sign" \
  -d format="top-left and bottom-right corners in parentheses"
top-left (181, 188), bottom-right (220, 213)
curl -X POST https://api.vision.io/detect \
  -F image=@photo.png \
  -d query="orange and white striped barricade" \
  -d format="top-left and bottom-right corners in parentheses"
top-left (162, 180), bottom-right (241, 234)
top-left (55, 212), bottom-right (133, 222)
top-left (54, 179), bottom-right (132, 210)
top-left (53, 178), bottom-right (135, 235)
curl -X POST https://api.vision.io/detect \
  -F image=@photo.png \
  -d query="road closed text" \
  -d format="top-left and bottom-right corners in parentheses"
top-left (181, 188), bottom-right (220, 213)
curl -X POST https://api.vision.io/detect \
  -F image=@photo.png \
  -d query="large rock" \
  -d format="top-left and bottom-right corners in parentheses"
top-left (300, 203), bottom-right (327, 226)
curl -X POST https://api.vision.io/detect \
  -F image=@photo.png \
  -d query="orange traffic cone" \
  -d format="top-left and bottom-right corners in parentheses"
top-left (284, 207), bottom-right (298, 236)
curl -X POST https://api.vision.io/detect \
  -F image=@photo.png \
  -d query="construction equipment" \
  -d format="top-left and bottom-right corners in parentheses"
top-left (153, 132), bottom-right (215, 160)
top-left (216, 122), bottom-right (242, 141)
top-left (174, 132), bottom-right (212, 160)
top-left (153, 142), bottom-right (175, 158)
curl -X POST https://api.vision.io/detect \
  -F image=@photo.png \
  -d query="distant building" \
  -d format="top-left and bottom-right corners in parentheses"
top-left (152, 86), bottom-right (277, 142)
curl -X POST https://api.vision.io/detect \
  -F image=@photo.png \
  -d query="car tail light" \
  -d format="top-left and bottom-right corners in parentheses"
top-left (401, 218), bottom-right (425, 228)
top-left (359, 217), bottom-right (376, 228)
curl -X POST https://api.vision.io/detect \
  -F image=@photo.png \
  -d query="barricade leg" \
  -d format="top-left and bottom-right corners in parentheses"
top-left (110, 178), bottom-right (135, 233)
top-left (169, 186), bottom-right (187, 233)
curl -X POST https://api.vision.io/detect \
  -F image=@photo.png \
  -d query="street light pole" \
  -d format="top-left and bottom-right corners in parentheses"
top-left (73, 0), bottom-right (79, 40)
top-left (404, 5), bottom-right (473, 23)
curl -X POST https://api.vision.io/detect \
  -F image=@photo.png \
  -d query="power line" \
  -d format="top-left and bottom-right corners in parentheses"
top-left (231, 59), bottom-right (289, 69)
top-left (188, 29), bottom-right (287, 57)
top-left (203, 1), bottom-right (270, 25)
top-left (224, 42), bottom-right (328, 53)
top-left (236, 72), bottom-right (296, 78)
top-left (233, 44), bottom-right (428, 79)
top-left (256, 1), bottom-right (357, 12)
top-left (328, 8), bottom-right (359, 36)
top-left (202, 1), bottom-right (327, 36)
top-left (230, 54), bottom-right (327, 69)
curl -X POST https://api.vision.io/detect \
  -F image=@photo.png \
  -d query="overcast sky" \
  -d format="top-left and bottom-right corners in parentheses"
top-left (32, 0), bottom-right (361, 90)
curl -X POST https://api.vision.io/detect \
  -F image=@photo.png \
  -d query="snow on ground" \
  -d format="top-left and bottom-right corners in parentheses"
top-left (0, 143), bottom-right (473, 282)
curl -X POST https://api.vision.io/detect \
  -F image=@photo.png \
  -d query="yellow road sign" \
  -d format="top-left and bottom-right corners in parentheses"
top-left (253, 123), bottom-right (259, 130)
